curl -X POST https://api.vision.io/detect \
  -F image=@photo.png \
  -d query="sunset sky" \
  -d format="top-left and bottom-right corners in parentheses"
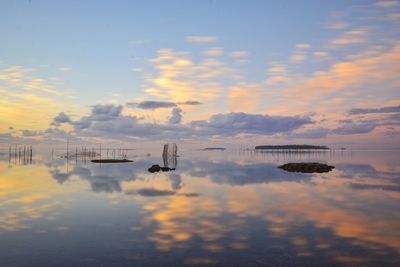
top-left (1, 0), bottom-right (400, 148)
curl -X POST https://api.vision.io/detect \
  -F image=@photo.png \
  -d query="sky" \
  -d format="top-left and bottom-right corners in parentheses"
top-left (1, 0), bottom-right (400, 148)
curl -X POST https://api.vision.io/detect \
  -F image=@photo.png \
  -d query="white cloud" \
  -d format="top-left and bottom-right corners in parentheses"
top-left (331, 28), bottom-right (369, 47)
top-left (313, 51), bottom-right (329, 58)
top-left (185, 35), bottom-right (218, 43)
top-left (328, 23), bottom-right (349, 30)
top-left (295, 43), bottom-right (311, 49)
top-left (204, 47), bottom-right (224, 57)
top-left (230, 51), bottom-right (248, 58)
top-left (375, 1), bottom-right (399, 8)
top-left (290, 54), bottom-right (306, 63)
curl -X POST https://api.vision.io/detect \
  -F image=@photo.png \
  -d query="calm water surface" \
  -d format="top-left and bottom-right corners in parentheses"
top-left (0, 149), bottom-right (399, 266)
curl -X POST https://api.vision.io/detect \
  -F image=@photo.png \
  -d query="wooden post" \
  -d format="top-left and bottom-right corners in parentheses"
top-left (66, 137), bottom-right (69, 159)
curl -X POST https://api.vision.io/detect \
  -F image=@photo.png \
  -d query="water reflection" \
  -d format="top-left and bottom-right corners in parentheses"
top-left (0, 150), bottom-right (399, 266)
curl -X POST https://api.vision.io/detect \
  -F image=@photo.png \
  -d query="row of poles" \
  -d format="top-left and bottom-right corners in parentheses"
top-left (58, 146), bottom-right (129, 161)
top-left (8, 145), bottom-right (33, 164)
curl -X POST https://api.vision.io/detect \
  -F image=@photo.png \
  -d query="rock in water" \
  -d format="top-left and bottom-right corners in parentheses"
top-left (148, 164), bottom-right (161, 173)
top-left (278, 162), bottom-right (335, 173)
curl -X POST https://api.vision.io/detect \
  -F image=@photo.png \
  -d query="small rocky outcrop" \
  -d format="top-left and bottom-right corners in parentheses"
top-left (278, 162), bottom-right (335, 173)
top-left (148, 164), bottom-right (176, 173)
top-left (148, 164), bottom-right (161, 173)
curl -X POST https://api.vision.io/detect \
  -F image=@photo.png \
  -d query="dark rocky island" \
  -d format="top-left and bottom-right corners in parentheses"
top-left (255, 145), bottom-right (329, 150)
top-left (148, 164), bottom-right (175, 173)
top-left (278, 162), bottom-right (335, 173)
top-left (203, 147), bottom-right (226, 151)
top-left (91, 159), bottom-right (133, 163)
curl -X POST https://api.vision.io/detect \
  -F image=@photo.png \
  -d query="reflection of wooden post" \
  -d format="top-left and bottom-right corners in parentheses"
top-left (163, 143), bottom-right (178, 169)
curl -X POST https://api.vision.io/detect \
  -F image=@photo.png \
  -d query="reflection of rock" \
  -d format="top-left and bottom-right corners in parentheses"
top-left (125, 188), bottom-right (200, 197)
top-left (278, 162), bottom-right (334, 173)
top-left (136, 188), bottom-right (175, 196)
top-left (148, 164), bottom-right (175, 173)
top-left (91, 159), bottom-right (133, 163)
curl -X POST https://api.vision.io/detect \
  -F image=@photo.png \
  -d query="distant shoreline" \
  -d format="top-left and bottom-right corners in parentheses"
top-left (255, 145), bottom-right (329, 150)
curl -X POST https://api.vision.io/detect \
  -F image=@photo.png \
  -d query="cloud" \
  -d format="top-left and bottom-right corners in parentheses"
top-left (204, 47), bottom-right (224, 57)
top-left (332, 122), bottom-right (377, 135)
top-left (348, 105), bottom-right (400, 115)
top-left (295, 43), bottom-right (311, 49)
top-left (331, 28), bottom-right (369, 47)
top-left (190, 112), bottom-right (313, 136)
top-left (72, 116), bottom-right (92, 130)
top-left (290, 54), bottom-right (306, 63)
top-left (53, 104), bottom-right (316, 140)
top-left (90, 104), bottom-right (122, 121)
top-left (185, 35), bottom-right (218, 43)
top-left (328, 23), bottom-right (349, 30)
top-left (0, 132), bottom-right (14, 142)
top-left (127, 100), bottom-right (203, 110)
top-left (289, 128), bottom-right (330, 139)
top-left (169, 108), bottom-right (183, 124)
top-left (178, 100), bottom-right (202, 105)
top-left (188, 161), bottom-right (310, 185)
top-left (313, 51), bottom-right (329, 58)
top-left (230, 51), bottom-right (248, 58)
top-left (143, 48), bottom-right (234, 105)
top-left (281, 42), bottom-right (400, 111)
top-left (51, 112), bottom-right (71, 126)
top-left (50, 104), bottom-right (122, 131)
top-left (135, 101), bottom-right (177, 110)
top-left (21, 129), bottom-right (42, 137)
top-left (375, 1), bottom-right (399, 8)
top-left (134, 188), bottom-right (176, 197)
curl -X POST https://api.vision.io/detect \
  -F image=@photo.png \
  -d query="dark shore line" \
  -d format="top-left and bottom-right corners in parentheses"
top-left (91, 159), bottom-right (133, 163)
top-left (255, 145), bottom-right (329, 150)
